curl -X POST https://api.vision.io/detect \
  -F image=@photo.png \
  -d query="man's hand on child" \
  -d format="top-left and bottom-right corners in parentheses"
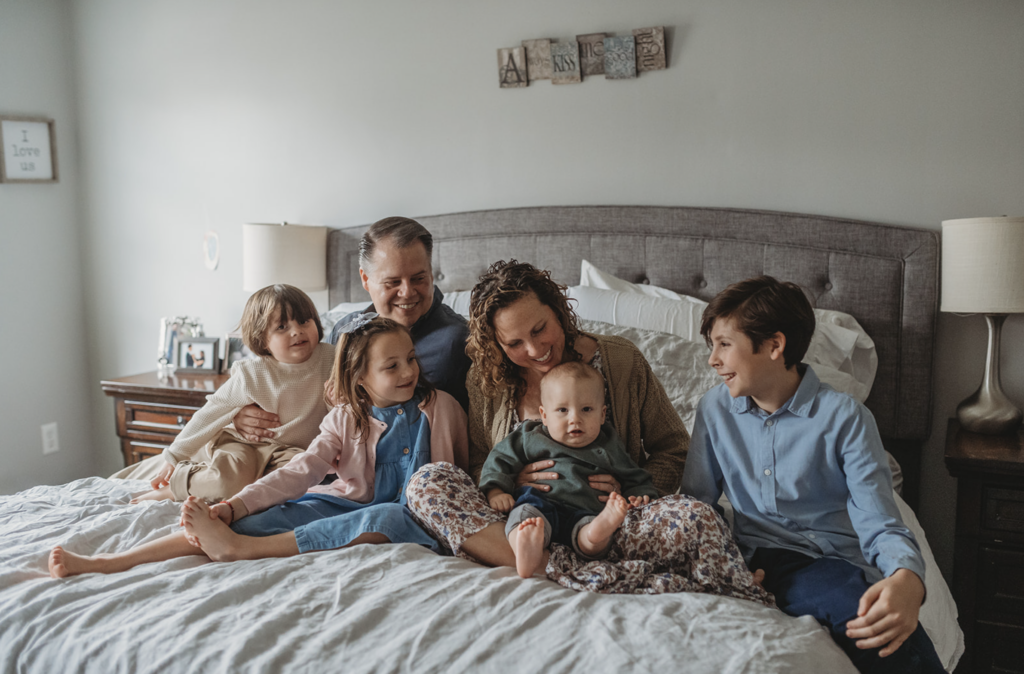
top-left (845, 568), bottom-right (925, 657)
top-left (487, 490), bottom-right (515, 513)
top-left (233, 404), bottom-right (281, 443)
top-left (626, 495), bottom-right (651, 508)
top-left (151, 462), bottom-right (174, 490)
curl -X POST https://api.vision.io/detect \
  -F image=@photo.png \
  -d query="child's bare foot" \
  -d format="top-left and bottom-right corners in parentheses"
top-left (513, 517), bottom-right (546, 579)
top-left (49, 546), bottom-right (114, 578)
top-left (130, 486), bottom-right (174, 504)
top-left (578, 491), bottom-right (629, 556)
top-left (181, 497), bottom-right (242, 562)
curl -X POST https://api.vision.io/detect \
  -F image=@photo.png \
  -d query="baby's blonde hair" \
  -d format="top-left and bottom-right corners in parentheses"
top-left (540, 361), bottom-right (604, 404)
top-left (239, 284), bottom-right (323, 357)
top-left (329, 316), bottom-right (435, 438)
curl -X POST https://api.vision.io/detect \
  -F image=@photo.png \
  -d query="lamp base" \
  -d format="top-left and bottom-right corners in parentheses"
top-left (956, 388), bottom-right (1023, 436)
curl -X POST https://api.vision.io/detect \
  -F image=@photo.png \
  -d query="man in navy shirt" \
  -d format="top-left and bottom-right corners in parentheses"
top-left (235, 217), bottom-right (471, 441)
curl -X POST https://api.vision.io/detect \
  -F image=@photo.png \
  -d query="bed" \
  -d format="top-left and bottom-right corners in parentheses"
top-left (1, 206), bottom-right (962, 673)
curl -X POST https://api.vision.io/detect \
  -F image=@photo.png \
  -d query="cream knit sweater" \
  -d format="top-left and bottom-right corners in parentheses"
top-left (163, 343), bottom-right (335, 463)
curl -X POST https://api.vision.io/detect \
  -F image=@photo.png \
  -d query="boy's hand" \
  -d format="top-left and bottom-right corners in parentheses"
top-left (151, 462), bottom-right (175, 490)
top-left (487, 489), bottom-right (515, 513)
top-left (845, 568), bottom-right (925, 657)
top-left (626, 495), bottom-right (651, 508)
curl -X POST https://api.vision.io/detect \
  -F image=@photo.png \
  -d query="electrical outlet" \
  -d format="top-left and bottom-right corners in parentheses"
top-left (41, 422), bottom-right (60, 455)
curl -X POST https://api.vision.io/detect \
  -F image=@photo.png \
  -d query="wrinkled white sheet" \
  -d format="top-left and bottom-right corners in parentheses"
top-left (1, 478), bottom-right (861, 674)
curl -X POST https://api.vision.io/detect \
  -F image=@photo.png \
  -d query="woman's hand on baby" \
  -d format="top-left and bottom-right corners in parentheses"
top-left (151, 462), bottom-right (175, 490)
top-left (487, 489), bottom-right (515, 513)
top-left (626, 495), bottom-right (651, 508)
top-left (514, 460), bottom-right (559, 492)
top-left (233, 404), bottom-right (280, 442)
top-left (588, 474), bottom-right (621, 502)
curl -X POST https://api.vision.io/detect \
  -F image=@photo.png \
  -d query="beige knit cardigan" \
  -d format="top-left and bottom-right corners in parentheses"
top-left (467, 333), bottom-right (689, 496)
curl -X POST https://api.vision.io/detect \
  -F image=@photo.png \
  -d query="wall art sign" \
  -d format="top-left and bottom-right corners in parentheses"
top-left (576, 33), bottom-right (607, 76)
top-left (521, 38), bottom-right (553, 80)
top-left (497, 47), bottom-right (528, 88)
top-left (550, 42), bottom-right (582, 84)
top-left (634, 26), bottom-right (667, 71)
top-left (498, 26), bottom-right (666, 88)
top-left (0, 116), bottom-right (57, 183)
top-left (603, 36), bottom-right (637, 80)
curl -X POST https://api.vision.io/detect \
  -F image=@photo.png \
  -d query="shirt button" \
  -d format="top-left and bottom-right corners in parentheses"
top-left (764, 469), bottom-right (772, 476)
top-left (403, 447), bottom-right (410, 454)
top-left (766, 420), bottom-right (774, 427)
top-left (397, 409), bottom-right (404, 415)
top-left (809, 534), bottom-right (816, 539)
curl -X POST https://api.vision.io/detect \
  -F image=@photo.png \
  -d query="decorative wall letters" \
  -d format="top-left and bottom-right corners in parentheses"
top-left (498, 26), bottom-right (666, 88)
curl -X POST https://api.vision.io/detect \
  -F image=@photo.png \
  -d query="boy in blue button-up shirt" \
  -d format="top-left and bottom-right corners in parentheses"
top-left (681, 276), bottom-right (944, 674)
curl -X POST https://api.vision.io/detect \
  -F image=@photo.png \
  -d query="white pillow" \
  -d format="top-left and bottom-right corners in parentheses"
top-left (441, 289), bottom-right (472, 317)
top-left (578, 260), bottom-right (878, 400)
top-left (320, 301), bottom-right (371, 338)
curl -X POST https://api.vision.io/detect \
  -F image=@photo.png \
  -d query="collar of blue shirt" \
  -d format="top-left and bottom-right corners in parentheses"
top-left (729, 364), bottom-right (819, 418)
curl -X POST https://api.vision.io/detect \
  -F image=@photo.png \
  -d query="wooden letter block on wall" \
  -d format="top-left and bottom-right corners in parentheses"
top-left (603, 36), bottom-right (637, 79)
top-left (497, 47), bottom-right (528, 88)
top-left (633, 26), bottom-right (667, 71)
top-left (550, 42), bottom-right (582, 84)
top-left (576, 33), bottom-right (607, 76)
top-left (521, 39), bottom-right (553, 81)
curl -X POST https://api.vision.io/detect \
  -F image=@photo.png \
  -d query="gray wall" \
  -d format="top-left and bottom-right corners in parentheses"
top-left (0, 0), bottom-right (95, 493)
top-left (3, 0), bottom-right (1024, 582)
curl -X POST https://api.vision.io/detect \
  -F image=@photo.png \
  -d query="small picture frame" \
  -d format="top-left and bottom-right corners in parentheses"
top-left (221, 332), bottom-right (256, 373)
top-left (173, 336), bottom-right (220, 374)
top-left (0, 116), bottom-right (58, 183)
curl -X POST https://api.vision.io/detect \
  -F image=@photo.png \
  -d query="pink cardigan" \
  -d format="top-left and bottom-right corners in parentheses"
top-left (236, 390), bottom-right (468, 515)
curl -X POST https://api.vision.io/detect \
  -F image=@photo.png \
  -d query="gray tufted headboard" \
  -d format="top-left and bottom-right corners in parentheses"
top-left (328, 206), bottom-right (939, 508)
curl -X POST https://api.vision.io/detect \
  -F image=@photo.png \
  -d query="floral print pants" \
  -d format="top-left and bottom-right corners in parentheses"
top-left (405, 462), bottom-right (774, 606)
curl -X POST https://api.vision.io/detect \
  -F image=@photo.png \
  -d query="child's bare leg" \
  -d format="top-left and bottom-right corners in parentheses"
top-left (49, 531), bottom-right (202, 578)
top-left (507, 517), bottom-right (546, 578)
top-left (130, 485), bottom-right (174, 503)
top-left (578, 492), bottom-right (629, 557)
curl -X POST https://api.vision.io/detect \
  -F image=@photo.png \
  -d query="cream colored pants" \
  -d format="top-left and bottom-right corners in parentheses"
top-left (167, 431), bottom-right (303, 502)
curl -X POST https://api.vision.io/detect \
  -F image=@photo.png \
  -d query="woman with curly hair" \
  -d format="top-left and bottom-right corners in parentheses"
top-left (405, 260), bottom-right (772, 602)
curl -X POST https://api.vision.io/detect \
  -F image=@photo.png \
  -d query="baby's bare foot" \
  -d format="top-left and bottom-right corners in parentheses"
top-left (578, 492), bottom-right (629, 556)
top-left (130, 486), bottom-right (174, 504)
top-left (49, 546), bottom-right (111, 578)
top-left (181, 497), bottom-right (241, 562)
top-left (513, 517), bottom-right (546, 579)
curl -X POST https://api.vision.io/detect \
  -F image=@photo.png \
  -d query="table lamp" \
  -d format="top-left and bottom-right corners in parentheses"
top-left (942, 216), bottom-right (1024, 434)
top-left (242, 222), bottom-right (328, 292)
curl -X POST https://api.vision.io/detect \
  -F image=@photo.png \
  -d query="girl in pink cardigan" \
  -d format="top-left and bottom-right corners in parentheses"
top-left (50, 316), bottom-right (468, 577)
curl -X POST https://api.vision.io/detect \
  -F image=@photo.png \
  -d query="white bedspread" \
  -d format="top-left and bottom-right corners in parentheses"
top-left (1, 478), bottom-right (864, 674)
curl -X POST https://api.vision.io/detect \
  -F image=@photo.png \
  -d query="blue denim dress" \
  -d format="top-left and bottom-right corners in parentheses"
top-left (230, 396), bottom-right (441, 554)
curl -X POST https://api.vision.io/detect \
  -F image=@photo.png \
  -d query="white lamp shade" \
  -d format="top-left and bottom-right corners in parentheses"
top-left (941, 217), bottom-right (1024, 314)
top-left (242, 223), bottom-right (327, 292)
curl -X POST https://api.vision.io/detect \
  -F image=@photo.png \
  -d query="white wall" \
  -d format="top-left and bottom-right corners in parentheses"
top-left (6, 0), bottom-right (1020, 580)
top-left (0, 0), bottom-right (95, 493)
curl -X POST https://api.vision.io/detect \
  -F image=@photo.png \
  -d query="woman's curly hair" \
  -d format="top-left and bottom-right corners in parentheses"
top-left (467, 260), bottom-right (582, 407)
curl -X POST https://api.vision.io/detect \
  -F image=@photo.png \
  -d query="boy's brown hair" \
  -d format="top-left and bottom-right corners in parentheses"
top-left (699, 275), bottom-right (815, 369)
top-left (329, 316), bottom-right (435, 438)
top-left (239, 284), bottom-right (324, 357)
top-left (540, 361), bottom-right (605, 404)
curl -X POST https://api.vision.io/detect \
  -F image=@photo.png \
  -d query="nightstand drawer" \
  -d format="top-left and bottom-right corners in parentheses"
top-left (984, 486), bottom-right (1024, 534)
top-left (123, 400), bottom-right (200, 434)
top-left (122, 439), bottom-right (168, 465)
top-left (978, 546), bottom-right (1024, 617)
top-left (974, 620), bottom-right (1024, 674)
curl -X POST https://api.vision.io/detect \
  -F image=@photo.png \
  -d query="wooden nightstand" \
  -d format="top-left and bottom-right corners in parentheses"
top-left (945, 418), bottom-right (1024, 674)
top-left (101, 371), bottom-right (230, 467)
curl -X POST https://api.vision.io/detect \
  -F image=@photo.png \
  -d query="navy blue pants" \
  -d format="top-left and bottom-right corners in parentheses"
top-left (751, 548), bottom-right (945, 674)
top-left (510, 487), bottom-right (595, 548)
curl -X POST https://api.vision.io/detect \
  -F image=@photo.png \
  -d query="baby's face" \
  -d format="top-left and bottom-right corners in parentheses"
top-left (539, 376), bottom-right (606, 448)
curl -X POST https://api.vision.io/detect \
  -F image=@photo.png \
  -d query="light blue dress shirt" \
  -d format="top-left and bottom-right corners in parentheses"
top-left (681, 365), bottom-right (925, 584)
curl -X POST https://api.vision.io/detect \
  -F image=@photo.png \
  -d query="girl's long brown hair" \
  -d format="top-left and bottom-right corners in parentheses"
top-left (467, 260), bottom-right (581, 407)
top-left (328, 316), bottom-right (435, 438)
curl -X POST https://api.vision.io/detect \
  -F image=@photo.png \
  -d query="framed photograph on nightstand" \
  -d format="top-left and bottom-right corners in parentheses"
top-left (173, 336), bottom-right (220, 374)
